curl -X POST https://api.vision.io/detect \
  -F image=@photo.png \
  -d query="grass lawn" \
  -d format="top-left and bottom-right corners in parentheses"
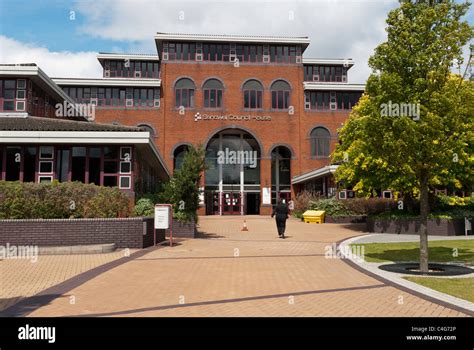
top-left (351, 240), bottom-right (474, 265)
top-left (404, 277), bottom-right (474, 303)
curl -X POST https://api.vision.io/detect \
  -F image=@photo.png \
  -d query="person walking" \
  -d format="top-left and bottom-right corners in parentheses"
top-left (271, 198), bottom-right (289, 239)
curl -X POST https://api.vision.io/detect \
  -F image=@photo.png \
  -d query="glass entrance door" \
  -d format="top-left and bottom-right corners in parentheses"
top-left (222, 192), bottom-right (241, 215)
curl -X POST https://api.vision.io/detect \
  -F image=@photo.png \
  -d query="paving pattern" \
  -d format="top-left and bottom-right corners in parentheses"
top-left (0, 250), bottom-right (130, 312)
top-left (5, 216), bottom-right (469, 317)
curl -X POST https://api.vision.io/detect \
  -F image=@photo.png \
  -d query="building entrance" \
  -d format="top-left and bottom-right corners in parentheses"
top-left (204, 129), bottom-right (261, 215)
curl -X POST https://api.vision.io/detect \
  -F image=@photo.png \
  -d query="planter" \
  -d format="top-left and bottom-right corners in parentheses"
top-left (325, 215), bottom-right (366, 224)
top-left (169, 218), bottom-right (196, 238)
top-left (366, 217), bottom-right (466, 236)
top-left (0, 217), bottom-right (162, 248)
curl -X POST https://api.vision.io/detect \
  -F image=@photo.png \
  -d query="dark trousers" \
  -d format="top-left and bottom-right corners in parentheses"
top-left (276, 217), bottom-right (287, 236)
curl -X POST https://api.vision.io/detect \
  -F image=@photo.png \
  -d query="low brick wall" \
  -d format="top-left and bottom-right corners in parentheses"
top-left (325, 215), bottom-right (366, 224)
top-left (167, 218), bottom-right (196, 238)
top-left (0, 217), bottom-right (165, 249)
top-left (366, 217), bottom-right (466, 236)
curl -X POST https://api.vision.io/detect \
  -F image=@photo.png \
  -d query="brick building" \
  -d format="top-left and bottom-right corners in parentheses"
top-left (1, 32), bottom-right (364, 215)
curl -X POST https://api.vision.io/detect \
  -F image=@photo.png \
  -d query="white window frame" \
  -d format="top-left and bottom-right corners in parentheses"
top-left (15, 100), bottom-right (26, 111)
top-left (38, 176), bottom-right (53, 184)
top-left (120, 147), bottom-right (132, 161)
top-left (17, 79), bottom-right (26, 89)
top-left (39, 146), bottom-right (54, 159)
top-left (120, 161), bottom-right (132, 174)
top-left (119, 176), bottom-right (131, 189)
top-left (39, 161), bottom-right (54, 174)
top-left (16, 90), bottom-right (26, 100)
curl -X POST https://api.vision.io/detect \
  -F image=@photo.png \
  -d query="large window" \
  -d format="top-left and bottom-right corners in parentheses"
top-left (164, 42), bottom-right (301, 64)
top-left (270, 80), bottom-right (291, 110)
top-left (105, 60), bottom-right (159, 78)
top-left (0, 79), bottom-right (26, 112)
top-left (203, 79), bottom-right (223, 108)
top-left (305, 91), bottom-right (362, 111)
top-left (271, 146), bottom-right (292, 205)
top-left (269, 45), bottom-right (299, 63)
top-left (310, 127), bottom-right (331, 158)
top-left (175, 78), bottom-right (195, 108)
top-left (304, 65), bottom-right (347, 82)
top-left (173, 145), bottom-right (189, 171)
top-left (62, 86), bottom-right (160, 109)
top-left (243, 80), bottom-right (263, 109)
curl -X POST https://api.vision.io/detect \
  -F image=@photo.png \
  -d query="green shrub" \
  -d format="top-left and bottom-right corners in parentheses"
top-left (293, 191), bottom-right (321, 213)
top-left (158, 145), bottom-right (206, 223)
top-left (0, 181), bottom-right (130, 219)
top-left (435, 194), bottom-right (474, 211)
top-left (133, 198), bottom-right (155, 217)
top-left (309, 198), bottom-right (354, 216)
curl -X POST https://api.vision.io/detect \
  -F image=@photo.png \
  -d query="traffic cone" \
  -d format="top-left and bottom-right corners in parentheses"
top-left (241, 219), bottom-right (249, 231)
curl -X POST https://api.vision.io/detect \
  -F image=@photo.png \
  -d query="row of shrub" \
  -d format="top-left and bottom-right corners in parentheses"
top-left (0, 181), bottom-right (131, 219)
top-left (292, 190), bottom-right (474, 219)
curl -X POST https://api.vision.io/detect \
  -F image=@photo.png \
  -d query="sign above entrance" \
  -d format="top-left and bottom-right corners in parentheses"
top-left (194, 113), bottom-right (271, 122)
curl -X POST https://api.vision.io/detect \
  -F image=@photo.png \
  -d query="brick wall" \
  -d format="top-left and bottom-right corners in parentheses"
top-left (366, 218), bottom-right (466, 236)
top-left (93, 60), bottom-right (354, 215)
top-left (0, 217), bottom-right (165, 249)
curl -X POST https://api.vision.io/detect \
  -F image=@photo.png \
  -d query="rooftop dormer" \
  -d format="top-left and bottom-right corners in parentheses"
top-left (154, 32), bottom-right (310, 64)
top-left (97, 53), bottom-right (160, 79)
top-left (302, 58), bottom-right (354, 83)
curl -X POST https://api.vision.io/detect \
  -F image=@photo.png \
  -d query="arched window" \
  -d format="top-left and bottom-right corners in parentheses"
top-left (173, 145), bottom-right (190, 171)
top-left (310, 127), bottom-right (331, 157)
top-left (175, 78), bottom-right (195, 108)
top-left (270, 80), bottom-right (290, 109)
top-left (243, 79), bottom-right (263, 109)
top-left (203, 79), bottom-right (223, 108)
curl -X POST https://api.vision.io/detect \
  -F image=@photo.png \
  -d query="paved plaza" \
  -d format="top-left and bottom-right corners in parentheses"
top-left (1, 216), bottom-right (470, 317)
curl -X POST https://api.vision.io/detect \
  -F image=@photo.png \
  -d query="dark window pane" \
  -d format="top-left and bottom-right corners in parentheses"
top-left (6, 147), bottom-right (21, 181)
top-left (104, 161), bottom-right (118, 174)
top-left (56, 149), bottom-right (70, 182)
top-left (71, 147), bottom-right (86, 182)
top-left (104, 146), bottom-right (118, 159)
top-left (103, 176), bottom-right (117, 187)
top-left (23, 147), bottom-right (36, 182)
top-left (88, 148), bottom-right (101, 185)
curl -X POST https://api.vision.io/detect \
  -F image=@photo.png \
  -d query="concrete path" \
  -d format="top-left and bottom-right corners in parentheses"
top-left (10, 217), bottom-right (470, 317)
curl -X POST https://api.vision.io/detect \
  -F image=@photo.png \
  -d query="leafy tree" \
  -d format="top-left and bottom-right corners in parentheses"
top-left (159, 145), bottom-right (206, 222)
top-left (333, 0), bottom-right (473, 272)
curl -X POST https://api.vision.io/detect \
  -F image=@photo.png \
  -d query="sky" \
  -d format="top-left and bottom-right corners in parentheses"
top-left (0, 0), bottom-right (472, 83)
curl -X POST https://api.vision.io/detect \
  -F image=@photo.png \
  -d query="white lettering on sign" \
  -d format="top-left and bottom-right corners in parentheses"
top-left (154, 206), bottom-right (170, 229)
top-left (194, 113), bottom-right (272, 122)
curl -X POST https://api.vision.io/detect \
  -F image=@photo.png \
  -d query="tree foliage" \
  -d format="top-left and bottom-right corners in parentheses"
top-left (159, 145), bottom-right (206, 222)
top-left (333, 0), bottom-right (473, 271)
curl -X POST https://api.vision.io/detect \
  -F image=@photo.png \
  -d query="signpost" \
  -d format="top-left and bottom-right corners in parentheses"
top-left (154, 204), bottom-right (173, 247)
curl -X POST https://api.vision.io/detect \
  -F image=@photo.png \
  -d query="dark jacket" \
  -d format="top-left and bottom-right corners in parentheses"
top-left (271, 203), bottom-right (289, 220)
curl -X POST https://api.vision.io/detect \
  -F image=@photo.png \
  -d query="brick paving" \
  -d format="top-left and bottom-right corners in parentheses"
top-left (9, 216), bottom-right (469, 317)
top-left (0, 250), bottom-right (131, 313)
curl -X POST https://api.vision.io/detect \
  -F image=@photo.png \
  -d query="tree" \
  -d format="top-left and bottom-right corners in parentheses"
top-left (333, 0), bottom-right (473, 272)
top-left (159, 145), bottom-right (206, 222)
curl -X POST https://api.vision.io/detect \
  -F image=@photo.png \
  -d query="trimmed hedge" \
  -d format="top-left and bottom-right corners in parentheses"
top-left (309, 197), bottom-right (397, 217)
top-left (0, 181), bottom-right (131, 219)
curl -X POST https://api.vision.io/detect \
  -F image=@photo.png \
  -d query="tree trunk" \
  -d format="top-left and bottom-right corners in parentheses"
top-left (419, 170), bottom-right (430, 273)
